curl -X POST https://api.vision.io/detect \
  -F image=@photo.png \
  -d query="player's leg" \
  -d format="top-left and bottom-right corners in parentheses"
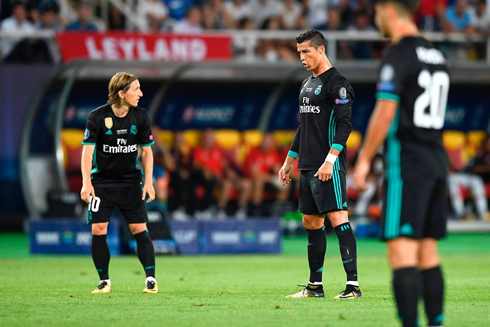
top-left (89, 187), bottom-right (115, 294)
top-left (286, 171), bottom-right (325, 298)
top-left (388, 238), bottom-right (420, 327)
top-left (327, 210), bottom-right (361, 299)
top-left (119, 186), bottom-right (158, 293)
top-left (419, 177), bottom-right (447, 327)
top-left (418, 238), bottom-right (444, 327)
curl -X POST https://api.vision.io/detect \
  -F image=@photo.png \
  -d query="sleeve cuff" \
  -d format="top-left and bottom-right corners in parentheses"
top-left (81, 142), bottom-right (96, 145)
top-left (331, 143), bottom-right (344, 152)
top-left (287, 150), bottom-right (299, 159)
top-left (139, 141), bottom-right (155, 147)
top-left (376, 91), bottom-right (400, 103)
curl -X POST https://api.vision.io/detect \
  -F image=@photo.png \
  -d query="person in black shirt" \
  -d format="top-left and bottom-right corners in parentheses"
top-left (80, 72), bottom-right (158, 294)
top-left (353, 1), bottom-right (450, 326)
top-left (279, 29), bottom-right (361, 300)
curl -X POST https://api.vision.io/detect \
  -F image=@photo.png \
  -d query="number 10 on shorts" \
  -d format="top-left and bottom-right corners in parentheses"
top-left (89, 196), bottom-right (101, 212)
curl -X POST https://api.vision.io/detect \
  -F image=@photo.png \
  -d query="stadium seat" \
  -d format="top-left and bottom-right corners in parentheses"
top-left (467, 130), bottom-right (486, 158)
top-left (443, 131), bottom-right (467, 171)
top-left (183, 130), bottom-right (201, 148)
top-left (157, 130), bottom-right (174, 148)
top-left (215, 130), bottom-right (241, 149)
top-left (61, 129), bottom-right (85, 192)
top-left (346, 130), bottom-right (362, 162)
top-left (273, 130), bottom-right (296, 147)
top-left (242, 130), bottom-right (263, 148)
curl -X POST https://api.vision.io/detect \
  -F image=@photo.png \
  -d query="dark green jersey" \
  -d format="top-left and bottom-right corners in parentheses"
top-left (82, 104), bottom-right (154, 186)
top-left (289, 67), bottom-right (354, 173)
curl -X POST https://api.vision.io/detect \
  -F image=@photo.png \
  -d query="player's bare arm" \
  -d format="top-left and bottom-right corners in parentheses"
top-left (353, 99), bottom-right (397, 191)
top-left (80, 144), bottom-right (96, 204)
top-left (140, 145), bottom-right (155, 203)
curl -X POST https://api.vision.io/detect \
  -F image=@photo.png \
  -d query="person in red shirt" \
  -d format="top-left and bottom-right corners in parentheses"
top-left (245, 132), bottom-right (290, 213)
top-left (415, 0), bottom-right (450, 32)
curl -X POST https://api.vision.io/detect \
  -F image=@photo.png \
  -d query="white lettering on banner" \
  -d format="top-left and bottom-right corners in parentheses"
top-left (119, 38), bottom-right (135, 61)
top-left (258, 231), bottom-right (279, 245)
top-left (76, 232), bottom-right (92, 246)
top-left (102, 37), bottom-right (119, 60)
top-left (194, 107), bottom-right (234, 122)
top-left (173, 230), bottom-right (198, 244)
top-left (36, 232), bottom-right (60, 245)
top-left (85, 37), bottom-right (103, 59)
top-left (211, 232), bottom-right (241, 244)
top-left (85, 37), bottom-right (208, 61)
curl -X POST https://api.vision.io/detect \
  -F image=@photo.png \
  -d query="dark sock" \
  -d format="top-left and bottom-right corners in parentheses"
top-left (134, 230), bottom-right (155, 278)
top-left (306, 227), bottom-right (326, 285)
top-left (334, 222), bottom-right (358, 284)
top-left (393, 267), bottom-right (421, 327)
top-left (91, 234), bottom-right (110, 280)
top-left (421, 266), bottom-right (444, 326)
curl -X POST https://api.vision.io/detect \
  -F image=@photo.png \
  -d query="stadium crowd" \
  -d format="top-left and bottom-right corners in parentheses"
top-left (1, 0), bottom-right (490, 61)
top-left (142, 128), bottom-right (490, 222)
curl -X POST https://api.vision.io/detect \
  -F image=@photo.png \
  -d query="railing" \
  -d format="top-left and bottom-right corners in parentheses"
top-left (1, 30), bottom-right (489, 64)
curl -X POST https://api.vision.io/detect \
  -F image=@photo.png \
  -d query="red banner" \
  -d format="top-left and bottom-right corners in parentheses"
top-left (56, 32), bottom-right (232, 62)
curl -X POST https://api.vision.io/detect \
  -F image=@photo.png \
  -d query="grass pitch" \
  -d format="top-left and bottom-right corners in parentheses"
top-left (0, 233), bottom-right (489, 326)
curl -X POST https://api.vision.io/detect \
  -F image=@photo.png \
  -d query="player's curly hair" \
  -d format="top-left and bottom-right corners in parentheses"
top-left (107, 72), bottom-right (138, 107)
top-left (296, 30), bottom-right (326, 50)
top-left (375, 0), bottom-right (420, 15)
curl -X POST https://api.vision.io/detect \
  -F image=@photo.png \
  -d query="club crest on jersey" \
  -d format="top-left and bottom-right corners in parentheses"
top-left (105, 117), bottom-right (113, 129)
top-left (339, 87), bottom-right (347, 99)
top-left (130, 125), bottom-right (138, 135)
top-left (315, 85), bottom-right (322, 95)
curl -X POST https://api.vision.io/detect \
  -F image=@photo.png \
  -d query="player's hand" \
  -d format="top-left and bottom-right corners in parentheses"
top-left (142, 182), bottom-right (156, 203)
top-left (278, 163), bottom-right (292, 186)
top-left (314, 162), bottom-right (333, 181)
top-left (353, 157), bottom-right (371, 191)
top-left (80, 182), bottom-right (95, 204)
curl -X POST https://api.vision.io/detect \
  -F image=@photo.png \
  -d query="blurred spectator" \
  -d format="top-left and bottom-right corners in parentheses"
top-left (353, 0), bottom-right (374, 25)
top-left (203, 0), bottom-right (234, 29)
top-left (279, 0), bottom-right (302, 30)
top-left (327, 6), bottom-right (353, 59)
top-left (151, 150), bottom-right (170, 213)
top-left (415, 0), bottom-right (449, 32)
top-left (447, 138), bottom-right (490, 220)
top-left (471, 135), bottom-right (490, 183)
top-left (29, 0), bottom-right (61, 26)
top-left (224, 0), bottom-right (252, 25)
top-left (107, 4), bottom-right (125, 30)
top-left (165, 0), bottom-right (193, 20)
top-left (244, 132), bottom-right (289, 215)
top-left (256, 16), bottom-right (296, 62)
top-left (137, 0), bottom-right (169, 31)
top-left (173, 5), bottom-right (203, 33)
top-left (469, 0), bottom-right (490, 33)
top-left (233, 16), bottom-right (255, 60)
top-left (347, 10), bottom-right (376, 59)
top-left (307, 0), bottom-right (328, 29)
top-left (1, 1), bottom-right (36, 60)
top-left (66, 2), bottom-right (99, 31)
top-left (445, 0), bottom-right (473, 33)
top-left (250, 0), bottom-right (281, 29)
top-left (338, 0), bottom-right (354, 28)
top-left (36, 6), bottom-right (62, 30)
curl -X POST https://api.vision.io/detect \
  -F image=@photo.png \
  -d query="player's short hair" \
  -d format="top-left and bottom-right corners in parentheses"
top-left (375, 0), bottom-right (420, 16)
top-left (107, 72), bottom-right (138, 107)
top-left (296, 30), bottom-right (326, 50)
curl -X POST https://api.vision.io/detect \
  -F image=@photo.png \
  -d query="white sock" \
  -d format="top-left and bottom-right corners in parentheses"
top-left (101, 279), bottom-right (111, 286)
top-left (146, 276), bottom-right (156, 283)
top-left (346, 281), bottom-right (359, 287)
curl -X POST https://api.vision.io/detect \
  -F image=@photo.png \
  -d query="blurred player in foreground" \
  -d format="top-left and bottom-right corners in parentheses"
top-left (80, 72), bottom-right (158, 294)
top-left (354, 1), bottom-right (450, 325)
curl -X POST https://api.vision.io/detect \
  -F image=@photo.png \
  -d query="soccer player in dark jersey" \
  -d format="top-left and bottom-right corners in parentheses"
top-left (279, 29), bottom-right (361, 300)
top-left (80, 72), bottom-right (158, 294)
top-left (353, 1), bottom-right (450, 326)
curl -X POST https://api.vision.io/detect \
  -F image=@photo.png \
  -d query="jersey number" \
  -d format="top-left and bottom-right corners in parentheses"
top-left (413, 70), bottom-right (450, 129)
top-left (89, 196), bottom-right (101, 212)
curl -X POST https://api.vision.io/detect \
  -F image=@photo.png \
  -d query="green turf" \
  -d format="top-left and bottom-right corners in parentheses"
top-left (0, 233), bottom-right (489, 326)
